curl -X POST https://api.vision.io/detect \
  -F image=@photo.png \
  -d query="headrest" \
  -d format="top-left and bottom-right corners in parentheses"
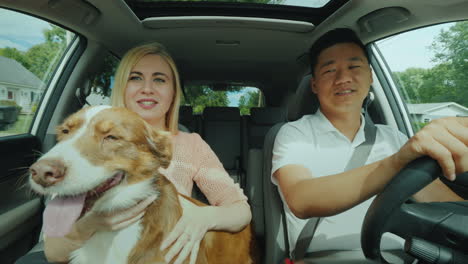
top-left (287, 75), bottom-right (376, 122)
top-left (288, 74), bottom-right (319, 121)
top-left (179, 105), bottom-right (193, 118)
top-left (203, 106), bottom-right (240, 121)
top-left (250, 107), bottom-right (287, 125)
top-left (178, 123), bottom-right (190, 132)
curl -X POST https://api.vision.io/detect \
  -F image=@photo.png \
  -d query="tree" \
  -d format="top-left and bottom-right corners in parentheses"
top-left (395, 21), bottom-right (468, 107)
top-left (429, 21), bottom-right (468, 106)
top-left (239, 90), bottom-right (261, 115)
top-left (0, 47), bottom-right (30, 69)
top-left (431, 22), bottom-right (468, 73)
top-left (418, 63), bottom-right (459, 103)
top-left (395, 64), bottom-right (463, 105)
top-left (182, 85), bottom-right (229, 114)
top-left (24, 25), bottom-right (68, 81)
top-left (392, 68), bottom-right (428, 103)
top-left (43, 24), bottom-right (67, 43)
top-left (90, 55), bottom-right (119, 97)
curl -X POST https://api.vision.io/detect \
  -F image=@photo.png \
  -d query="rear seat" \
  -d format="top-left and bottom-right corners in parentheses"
top-left (247, 107), bottom-right (287, 149)
top-left (179, 105), bottom-right (201, 134)
top-left (202, 107), bottom-right (244, 185)
top-left (197, 105), bottom-right (288, 245)
top-left (245, 107), bottom-right (287, 249)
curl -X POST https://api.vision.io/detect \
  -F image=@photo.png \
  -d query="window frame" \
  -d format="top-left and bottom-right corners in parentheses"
top-left (32, 36), bottom-right (87, 139)
top-left (368, 43), bottom-right (414, 137)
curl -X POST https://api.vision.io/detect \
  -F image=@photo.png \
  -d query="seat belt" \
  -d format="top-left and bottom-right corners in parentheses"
top-left (289, 114), bottom-right (377, 262)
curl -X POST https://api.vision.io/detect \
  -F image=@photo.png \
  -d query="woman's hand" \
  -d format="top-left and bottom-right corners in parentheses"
top-left (160, 205), bottom-right (215, 264)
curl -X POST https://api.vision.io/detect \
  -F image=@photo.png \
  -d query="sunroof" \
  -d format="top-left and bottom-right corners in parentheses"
top-left (124, 0), bottom-right (349, 25)
top-left (129, 0), bottom-right (331, 8)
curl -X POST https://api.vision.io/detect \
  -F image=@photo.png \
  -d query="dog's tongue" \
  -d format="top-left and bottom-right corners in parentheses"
top-left (43, 194), bottom-right (86, 237)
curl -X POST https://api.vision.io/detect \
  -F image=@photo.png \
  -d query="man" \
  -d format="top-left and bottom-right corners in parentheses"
top-left (272, 28), bottom-right (467, 257)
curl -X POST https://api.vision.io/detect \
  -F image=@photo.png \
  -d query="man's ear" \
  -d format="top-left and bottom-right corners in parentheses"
top-left (310, 76), bottom-right (318, 94)
top-left (145, 125), bottom-right (172, 169)
top-left (367, 63), bottom-right (374, 84)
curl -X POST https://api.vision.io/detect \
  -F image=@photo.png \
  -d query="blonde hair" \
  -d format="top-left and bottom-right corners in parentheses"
top-left (110, 42), bottom-right (181, 134)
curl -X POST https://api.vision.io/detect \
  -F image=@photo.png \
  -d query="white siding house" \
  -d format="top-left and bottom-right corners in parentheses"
top-left (0, 56), bottom-right (44, 114)
top-left (407, 102), bottom-right (468, 123)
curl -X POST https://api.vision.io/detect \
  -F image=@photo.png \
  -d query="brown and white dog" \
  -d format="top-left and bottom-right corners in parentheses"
top-left (29, 106), bottom-right (254, 264)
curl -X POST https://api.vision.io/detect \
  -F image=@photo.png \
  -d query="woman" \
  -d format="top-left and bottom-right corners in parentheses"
top-left (17, 42), bottom-right (251, 264)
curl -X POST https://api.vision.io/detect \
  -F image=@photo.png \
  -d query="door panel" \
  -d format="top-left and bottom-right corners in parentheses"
top-left (0, 135), bottom-right (42, 263)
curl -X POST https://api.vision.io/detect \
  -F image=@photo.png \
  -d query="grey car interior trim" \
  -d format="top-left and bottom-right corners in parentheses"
top-left (143, 16), bottom-right (315, 33)
top-left (368, 44), bottom-right (412, 136)
top-left (32, 37), bottom-right (84, 138)
top-left (0, 199), bottom-right (41, 250)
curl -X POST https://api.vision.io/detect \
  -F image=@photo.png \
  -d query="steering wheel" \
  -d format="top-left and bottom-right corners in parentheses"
top-left (361, 157), bottom-right (468, 263)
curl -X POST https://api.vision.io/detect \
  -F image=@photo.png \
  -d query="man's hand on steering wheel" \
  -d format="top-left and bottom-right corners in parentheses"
top-left (362, 116), bottom-right (468, 263)
top-left (392, 117), bottom-right (468, 181)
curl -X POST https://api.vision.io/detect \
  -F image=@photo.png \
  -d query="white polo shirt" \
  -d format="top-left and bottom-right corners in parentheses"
top-left (271, 109), bottom-right (408, 254)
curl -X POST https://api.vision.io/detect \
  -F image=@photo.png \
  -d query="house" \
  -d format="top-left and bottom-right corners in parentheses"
top-left (0, 56), bottom-right (44, 114)
top-left (407, 102), bottom-right (468, 123)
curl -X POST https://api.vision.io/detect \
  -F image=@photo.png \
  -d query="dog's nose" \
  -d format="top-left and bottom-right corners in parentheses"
top-left (30, 159), bottom-right (66, 187)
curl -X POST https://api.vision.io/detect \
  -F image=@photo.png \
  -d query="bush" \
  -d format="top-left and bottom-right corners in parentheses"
top-left (0, 100), bottom-right (22, 113)
top-left (31, 103), bottom-right (38, 113)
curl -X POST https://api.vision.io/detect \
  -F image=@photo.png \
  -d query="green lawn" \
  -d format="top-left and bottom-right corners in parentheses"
top-left (0, 114), bottom-right (34, 137)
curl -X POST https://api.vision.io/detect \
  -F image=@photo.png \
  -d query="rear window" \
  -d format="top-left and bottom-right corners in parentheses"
top-left (182, 84), bottom-right (264, 115)
top-left (85, 53), bottom-right (119, 106)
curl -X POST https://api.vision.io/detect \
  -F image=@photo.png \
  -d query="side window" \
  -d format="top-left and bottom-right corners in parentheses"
top-left (182, 84), bottom-right (264, 114)
top-left (0, 8), bottom-right (76, 137)
top-left (375, 21), bottom-right (468, 132)
top-left (85, 53), bottom-right (119, 106)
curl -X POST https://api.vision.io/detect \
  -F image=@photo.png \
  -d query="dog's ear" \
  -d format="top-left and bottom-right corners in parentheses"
top-left (145, 125), bottom-right (172, 169)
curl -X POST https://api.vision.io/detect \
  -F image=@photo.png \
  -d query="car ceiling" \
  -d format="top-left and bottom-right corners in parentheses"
top-left (1, 0), bottom-right (468, 106)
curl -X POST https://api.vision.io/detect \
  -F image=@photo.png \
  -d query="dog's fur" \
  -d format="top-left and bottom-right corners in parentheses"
top-left (29, 106), bottom-right (255, 264)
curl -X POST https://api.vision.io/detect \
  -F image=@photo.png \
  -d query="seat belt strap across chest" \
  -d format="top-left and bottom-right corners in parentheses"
top-left (290, 115), bottom-right (377, 262)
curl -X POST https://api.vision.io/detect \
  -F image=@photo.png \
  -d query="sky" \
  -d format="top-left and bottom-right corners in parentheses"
top-left (376, 23), bottom-right (452, 72)
top-left (0, 9), bottom-right (52, 51)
